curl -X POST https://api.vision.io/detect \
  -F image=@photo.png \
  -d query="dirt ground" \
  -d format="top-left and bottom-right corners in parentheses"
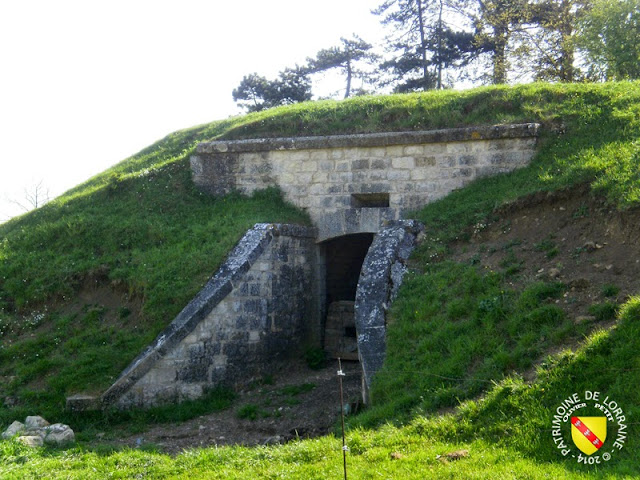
top-left (448, 183), bottom-right (640, 325)
top-left (105, 358), bottom-right (362, 454)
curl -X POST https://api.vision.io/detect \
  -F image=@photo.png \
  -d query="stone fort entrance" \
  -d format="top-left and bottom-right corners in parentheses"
top-left (322, 233), bottom-right (375, 360)
top-left (87, 124), bottom-right (540, 410)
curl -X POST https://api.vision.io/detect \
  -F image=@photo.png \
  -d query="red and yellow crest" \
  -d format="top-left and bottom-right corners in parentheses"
top-left (571, 417), bottom-right (607, 455)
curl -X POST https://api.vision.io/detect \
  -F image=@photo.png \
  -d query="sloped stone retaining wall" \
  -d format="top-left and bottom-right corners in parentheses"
top-left (355, 220), bottom-right (424, 402)
top-left (102, 223), bottom-right (319, 409)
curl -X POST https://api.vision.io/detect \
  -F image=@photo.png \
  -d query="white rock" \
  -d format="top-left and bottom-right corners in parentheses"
top-left (17, 435), bottom-right (44, 447)
top-left (43, 424), bottom-right (75, 445)
top-left (25, 416), bottom-right (50, 429)
top-left (2, 420), bottom-right (25, 439)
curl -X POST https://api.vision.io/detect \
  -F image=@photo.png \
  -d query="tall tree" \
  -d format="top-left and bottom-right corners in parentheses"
top-left (516, 0), bottom-right (590, 82)
top-left (578, 0), bottom-right (640, 80)
top-left (469, 0), bottom-right (530, 84)
top-left (374, 0), bottom-right (476, 91)
top-left (307, 36), bottom-right (378, 98)
top-left (232, 67), bottom-right (312, 112)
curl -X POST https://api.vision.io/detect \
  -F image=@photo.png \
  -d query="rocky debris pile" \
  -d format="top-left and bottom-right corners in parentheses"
top-left (1, 416), bottom-right (75, 447)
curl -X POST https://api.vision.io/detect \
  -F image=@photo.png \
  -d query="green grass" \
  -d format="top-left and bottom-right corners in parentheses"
top-left (277, 383), bottom-right (316, 397)
top-left (417, 297), bottom-right (640, 469)
top-left (353, 264), bottom-right (580, 426)
top-left (2, 81), bottom-right (640, 477)
top-left (0, 186), bottom-right (308, 424)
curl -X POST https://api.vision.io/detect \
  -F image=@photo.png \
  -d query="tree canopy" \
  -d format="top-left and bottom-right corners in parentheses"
top-left (232, 67), bottom-right (312, 113)
top-left (578, 0), bottom-right (640, 81)
top-left (306, 36), bottom-right (378, 98)
top-left (232, 0), bottom-right (640, 111)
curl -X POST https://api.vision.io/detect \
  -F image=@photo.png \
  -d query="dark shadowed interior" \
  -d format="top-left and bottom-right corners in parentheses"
top-left (321, 233), bottom-right (375, 359)
top-left (322, 233), bottom-right (375, 304)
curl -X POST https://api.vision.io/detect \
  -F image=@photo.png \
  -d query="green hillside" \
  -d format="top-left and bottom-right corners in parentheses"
top-left (2, 81), bottom-right (640, 477)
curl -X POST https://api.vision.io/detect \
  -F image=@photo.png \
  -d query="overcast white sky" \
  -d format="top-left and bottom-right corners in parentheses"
top-left (0, 0), bottom-right (386, 221)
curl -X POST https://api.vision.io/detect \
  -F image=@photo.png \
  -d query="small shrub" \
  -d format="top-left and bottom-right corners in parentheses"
top-left (304, 347), bottom-right (326, 370)
top-left (573, 204), bottom-right (589, 218)
top-left (517, 282), bottom-right (565, 310)
top-left (589, 302), bottom-right (618, 322)
top-left (476, 295), bottom-right (507, 323)
top-left (278, 383), bottom-right (315, 396)
top-left (601, 284), bottom-right (620, 298)
top-left (527, 305), bottom-right (566, 327)
top-left (236, 404), bottom-right (259, 420)
top-left (500, 251), bottom-right (523, 276)
top-left (534, 236), bottom-right (555, 252)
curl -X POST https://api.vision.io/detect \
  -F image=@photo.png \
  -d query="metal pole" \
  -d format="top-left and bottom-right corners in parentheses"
top-left (338, 358), bottom-right (348, 480)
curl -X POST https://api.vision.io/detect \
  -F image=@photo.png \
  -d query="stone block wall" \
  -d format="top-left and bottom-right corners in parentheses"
top-left (324, 301), bottom-right (358, 360)
top-left (355, 220), bottom-right (424, 402)
top-left (102, 224), bottom-right (319, 409)
top-left (192, 124), bottom-right (539, 241)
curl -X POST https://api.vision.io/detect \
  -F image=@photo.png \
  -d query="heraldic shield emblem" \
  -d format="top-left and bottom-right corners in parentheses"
top-left (571, 417), bottom-right (607, 455)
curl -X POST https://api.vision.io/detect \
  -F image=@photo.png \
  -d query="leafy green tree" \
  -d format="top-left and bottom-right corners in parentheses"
top-left (374, 0), bottom-right (476, 91)
top-left (232, 67), bottom-right (312, 112)
top-left (518, 0), bottom-right (590, 82)
top-left (306, 36), bottom-right (378, 98)
top-left (469, 0), bottom-right (530, 84)
top-left (232, 73), bottom-right (271, 112)
top-left (578, 0), bottom-right (640, 80)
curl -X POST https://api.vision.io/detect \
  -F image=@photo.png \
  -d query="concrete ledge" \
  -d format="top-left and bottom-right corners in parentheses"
top-left (66, 394), bottom-right (100, 412)
top-left (197, 124), bottom-right (540, 153)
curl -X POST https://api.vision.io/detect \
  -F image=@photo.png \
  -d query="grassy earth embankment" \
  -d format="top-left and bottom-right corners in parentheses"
top-left (1, 81), bottom-right (640, 478)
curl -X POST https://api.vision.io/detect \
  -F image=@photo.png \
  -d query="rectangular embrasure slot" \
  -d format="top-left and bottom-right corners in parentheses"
top-left (351, 193), bottom-right (390, 208)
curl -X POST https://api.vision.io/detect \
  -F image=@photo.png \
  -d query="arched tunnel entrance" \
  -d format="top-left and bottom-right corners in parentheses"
top-left (321, 232), bottom-right (375, 360)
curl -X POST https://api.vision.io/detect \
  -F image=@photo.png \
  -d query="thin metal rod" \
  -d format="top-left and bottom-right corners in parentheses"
top-left (338, 358), bottom-right (348, 480)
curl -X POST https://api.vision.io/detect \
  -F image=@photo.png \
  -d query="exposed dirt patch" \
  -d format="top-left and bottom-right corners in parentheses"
top-left (101, 359), bottom-right (361, 454)
top-left (450, 183), bottom-right (640, 327)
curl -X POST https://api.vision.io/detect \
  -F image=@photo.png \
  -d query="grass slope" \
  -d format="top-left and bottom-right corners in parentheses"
top-left (1, 81), bottom-right (640, 477)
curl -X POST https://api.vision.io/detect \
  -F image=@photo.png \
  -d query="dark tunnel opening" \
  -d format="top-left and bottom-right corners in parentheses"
top-left (321, 233), bottom-right (375, 359)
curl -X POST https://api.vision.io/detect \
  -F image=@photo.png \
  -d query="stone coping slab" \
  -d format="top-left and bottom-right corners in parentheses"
top-left (197, 123), bottom-right (540, 154)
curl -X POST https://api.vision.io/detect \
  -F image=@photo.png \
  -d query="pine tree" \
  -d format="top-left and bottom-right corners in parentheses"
top-left (306, 36), bottom-right (379, 98)
top-left (374, 0), bottom-right (476, 91)
top-left (232, 67), bottom-right (312, 112)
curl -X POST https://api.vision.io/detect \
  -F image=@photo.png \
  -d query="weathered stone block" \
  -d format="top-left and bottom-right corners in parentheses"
top-left (403, 145), bottom-right (424, 155)
top-left (329, 149), bottom-right (344, 160)
top-left (310, 150), bottom-right (329, 161)
top-left (458, 155), bottom-right (478, 166)
top-left (312, 172), bottom-right (330, 183)
top-left (298, 160), bottom-right (318, 172)
top-left (415, 156), bottom-right (437, 168)
top-left (387, 170), bottom-right (411, 181)
top-left (371, 158), bottom-right (391, 169)
top-left (436, 156), bottom-right (456, 168)
top-left (391, 157), bottom-right (414, 169)
top-left (351, 159), bottom-right (370, 170)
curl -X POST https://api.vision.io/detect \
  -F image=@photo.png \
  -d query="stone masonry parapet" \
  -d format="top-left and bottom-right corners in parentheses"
top-left (191, 124), bottom-right (540, 241)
